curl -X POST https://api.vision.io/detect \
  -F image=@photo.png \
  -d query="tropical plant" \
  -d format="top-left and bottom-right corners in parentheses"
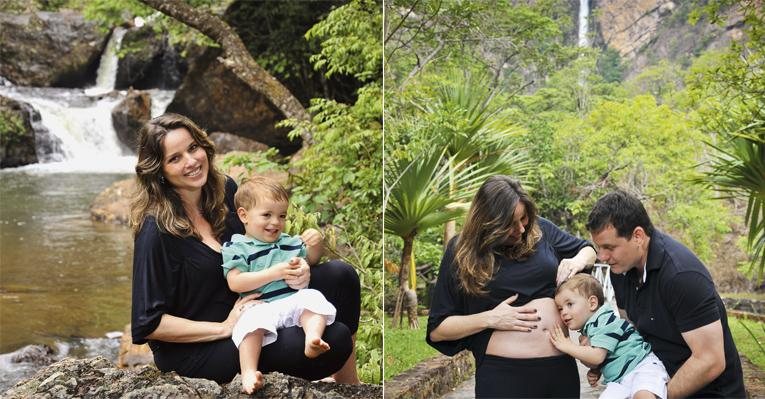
top-left (384, 148), bottom-right (490, 328)
top-left (417, 72), bottom-right (533, 244)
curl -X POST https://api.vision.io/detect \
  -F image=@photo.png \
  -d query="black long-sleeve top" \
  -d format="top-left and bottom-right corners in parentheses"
top-left (131, 177), bottom-right (243, 350)
top-left (426, 217), bottom-right (592, 366)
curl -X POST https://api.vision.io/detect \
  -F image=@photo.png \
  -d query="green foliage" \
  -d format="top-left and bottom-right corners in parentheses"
top-left (597, 48), bottom-right (626, 83)
top-left (0, 110), bottom-right (26, 144)
top-left (284, 83), bottom-right (381, 242)
top-left (625, 60), bottom-right (685, 104)
top-left (729, 316), bottom-right (765, 370)
top-left (687, 0), bottom-right (765, 279)
top-left (220, 149), bottom-right (286, 177)
top-left (0, 0), bottom-right (86, 12)
top-left (305, 0), bottom-right (381, 82)
top-left (83, 0), bottom-right (217, 48)
top-left (385, 0), bottom-right (577, 90)
top-left (540, 95), bottom-right (731, 260)
top-left (383, 315), bottom-right (437, 380)
top-left (287, 204), bottom-right (384, 384)
top-left (282, 0), bottom-right (382, 382)
top-left (384, 150), bottom-right (465, 239)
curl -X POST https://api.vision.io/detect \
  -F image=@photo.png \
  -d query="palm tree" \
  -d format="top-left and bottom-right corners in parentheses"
top-left (384, 148), bottom-right (490, 328)
top-left (417, 72), bottom-right (533, 245)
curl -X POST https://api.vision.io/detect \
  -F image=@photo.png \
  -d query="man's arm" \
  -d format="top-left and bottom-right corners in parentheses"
top-left (668, 320), bottom-right (726, 399)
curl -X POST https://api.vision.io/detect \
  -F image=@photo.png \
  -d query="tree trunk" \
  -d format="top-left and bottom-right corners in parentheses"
top-left (138, 0), bottom-right (313, 147)
top-left (392, 234), bottom-right (419, 328)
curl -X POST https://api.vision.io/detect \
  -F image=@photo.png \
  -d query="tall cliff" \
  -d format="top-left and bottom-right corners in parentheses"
top-left (588, 0), bottom-right (745, 78)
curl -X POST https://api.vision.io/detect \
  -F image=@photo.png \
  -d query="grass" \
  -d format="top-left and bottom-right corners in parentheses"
top-left (729, 316), bottom-right (765, 369)
top-left (384, 314), bottom-right (439, 381)
top-left (721, 292), bottom-right (765, 301)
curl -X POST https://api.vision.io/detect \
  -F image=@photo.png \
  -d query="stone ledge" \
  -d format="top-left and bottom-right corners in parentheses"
top-left (384, 350), bottom-right (474, 399)
top-left (3, 356), bottom-right (381, 398)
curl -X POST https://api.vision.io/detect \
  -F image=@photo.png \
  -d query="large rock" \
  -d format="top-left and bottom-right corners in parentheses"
top-left (90, 178), bottom-right (134, 225)
top-left (209, 132), bottom-right (270, 154)
top-left (0, 95), bottom-right (38, 167)
top-left (115, 26), bottom-right (187, 90)
top-left (166, 47), bottom-right (301, 155)
top-left (0, 11), bottom-right (108, 87)
top-left (111, 89), bottom-right (151, 154)
top-left (592, 0), bottom-right (744, 77)
top-left (117, 325), bottom-right (153, 369)
top-left (3, 356), bottom-right (382, 398)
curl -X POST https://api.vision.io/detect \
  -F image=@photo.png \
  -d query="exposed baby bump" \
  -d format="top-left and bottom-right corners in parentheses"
top-left (486, 297), bottom-right (566, 358)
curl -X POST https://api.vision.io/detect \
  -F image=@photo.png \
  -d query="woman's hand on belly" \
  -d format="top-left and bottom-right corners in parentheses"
top-left (485, 294), bottom-right (541, 332)
top-left (486, 297), bottom-right (567, 358)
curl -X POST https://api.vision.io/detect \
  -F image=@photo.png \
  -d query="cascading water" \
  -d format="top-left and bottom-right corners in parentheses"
top-left (0, 27), bottom-right (174, 173)
top-left (88, 27), bottom-right (127, 95)
top-left (578, 0), bottom-right (590, 47)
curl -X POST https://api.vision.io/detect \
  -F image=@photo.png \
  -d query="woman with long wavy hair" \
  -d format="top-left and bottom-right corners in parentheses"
top-left (130, 113), bottom-right (361, 384)
top-left (427, 175), bottom-right (596, 398)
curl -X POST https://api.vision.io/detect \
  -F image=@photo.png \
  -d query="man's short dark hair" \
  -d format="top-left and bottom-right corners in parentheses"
top-left (586, 190), bottom-right (654, 238)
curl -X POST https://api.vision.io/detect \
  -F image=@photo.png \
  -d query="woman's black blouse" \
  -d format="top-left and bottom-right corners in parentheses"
top-left (131, 177), bottom-right (243, 349)
top-left (426, 217), bottom-right (592, 366)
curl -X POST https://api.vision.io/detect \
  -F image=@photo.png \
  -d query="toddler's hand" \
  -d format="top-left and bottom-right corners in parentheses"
top-left (301, 228), bottom-right (323, 248)
top-left (274, 261), bottom-right (302, 280)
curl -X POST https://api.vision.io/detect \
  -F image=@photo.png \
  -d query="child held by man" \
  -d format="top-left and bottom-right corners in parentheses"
top-left (549, 274), bottom-right (669, 399)
top-left (222, 176), bottom-right (336, 394)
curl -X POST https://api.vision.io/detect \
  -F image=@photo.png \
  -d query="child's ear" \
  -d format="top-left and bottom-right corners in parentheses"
top-left (588, 295), bottom-right (599, 311)
top-left (236, 207), bottom-right (248, 223)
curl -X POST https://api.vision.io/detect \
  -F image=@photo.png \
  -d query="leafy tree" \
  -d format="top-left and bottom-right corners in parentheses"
top-left (688, 0), bottom-right (765, 279)
top-left (282, 0), bottom-right (383, 382)
top-left (545, 95), bottom-right (731, 261)
top-left (385, 0), bottom-right (576, 90)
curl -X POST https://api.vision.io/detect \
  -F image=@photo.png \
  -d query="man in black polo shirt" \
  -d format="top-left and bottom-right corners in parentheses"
top-left (586, 190), bottom-right (745, 398)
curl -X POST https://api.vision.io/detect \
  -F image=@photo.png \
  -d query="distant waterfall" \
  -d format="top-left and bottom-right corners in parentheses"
top-left (578, 0), bottom-right (590, 47)
top-left (88, 27), bottom-right (127, 95)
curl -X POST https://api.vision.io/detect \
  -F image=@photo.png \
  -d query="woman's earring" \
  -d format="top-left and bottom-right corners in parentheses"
top-left (159, 175), bottom-right (165, 185)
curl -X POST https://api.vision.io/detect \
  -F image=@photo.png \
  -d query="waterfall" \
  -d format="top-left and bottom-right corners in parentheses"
top-left (578, 0), bottom-right (590, 47)
top-left (87, 27), bottom-right (127, 95)
top-left (0, 23), bottom-right (181, 174)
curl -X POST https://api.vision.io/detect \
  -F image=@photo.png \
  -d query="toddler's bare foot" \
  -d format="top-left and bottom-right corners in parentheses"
top-left (241, 369), bottom-right (264, 394)
top-left (305, 336), bottom-right (330, 358)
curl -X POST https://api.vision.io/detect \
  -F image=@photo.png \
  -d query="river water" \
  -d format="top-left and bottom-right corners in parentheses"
top-left (0, 171), bottom-right (133, 390)
top-left (0, 171), bottom-right (133, 354)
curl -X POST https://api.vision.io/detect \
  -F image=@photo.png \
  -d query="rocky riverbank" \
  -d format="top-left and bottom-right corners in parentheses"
top-left (3, 356), bottom-right (382, 398)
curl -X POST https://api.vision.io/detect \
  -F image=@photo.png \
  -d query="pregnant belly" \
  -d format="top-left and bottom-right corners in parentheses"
top-left (485, 297), bottom-right (567, 358)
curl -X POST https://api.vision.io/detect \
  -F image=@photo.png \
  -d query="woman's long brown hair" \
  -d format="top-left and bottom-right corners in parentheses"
top-left (130, 113), bottom-right (227, 239)
top-left (454, 175), bottom-right (541, 296)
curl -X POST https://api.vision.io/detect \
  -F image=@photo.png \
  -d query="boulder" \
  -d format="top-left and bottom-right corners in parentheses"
top-left (117, 325), bottom-right (153, 369)
top-left (9, 345), bottom-right (56, 367)
top-left (209, 132), bottom-right (270, 154)
top-left (3, 356), bottom-right (382, 398)
top-left (0, 11), bottom-right (108, 87)
top-left (0, 95), bottom-right (38, 167)
top-left (90, 178), bottom-right (133, 225)
top-left (115, 26), bottom-right (188, 90)
top-left (166, 47), bottom-right (301, 155)
top-left (111, 89), bottom-right (151, 154)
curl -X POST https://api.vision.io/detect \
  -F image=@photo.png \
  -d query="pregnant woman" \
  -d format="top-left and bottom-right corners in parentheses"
top-left (427, 175), bottom-right (596, 398)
